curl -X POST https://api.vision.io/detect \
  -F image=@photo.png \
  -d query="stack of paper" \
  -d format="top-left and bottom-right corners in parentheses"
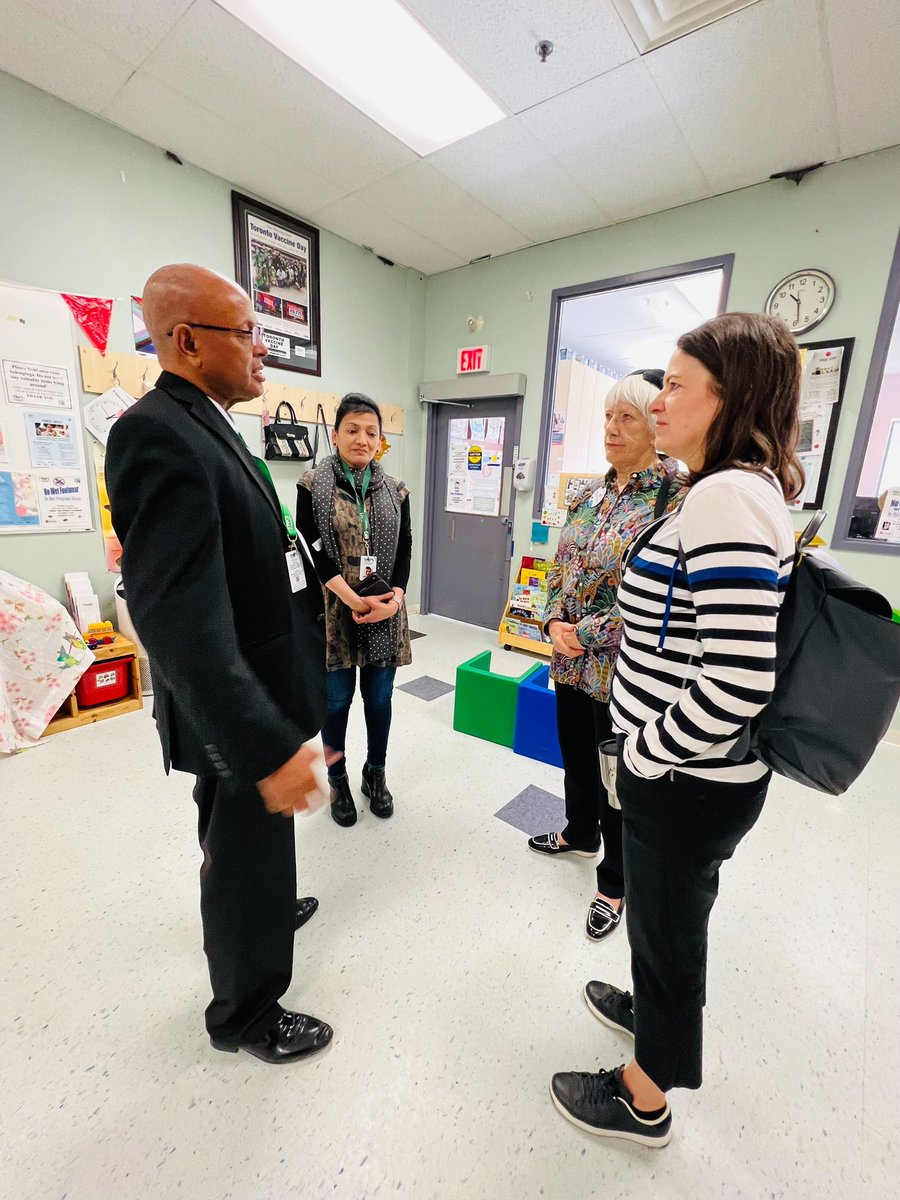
top-left (64, 571), bottom-right (102, 633)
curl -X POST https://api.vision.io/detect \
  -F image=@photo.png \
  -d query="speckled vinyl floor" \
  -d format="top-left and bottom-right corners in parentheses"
top-left (2, 614), bottom-right (899, 1200)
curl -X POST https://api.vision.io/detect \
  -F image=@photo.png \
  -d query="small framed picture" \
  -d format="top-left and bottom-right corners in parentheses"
top-left (231, 191), bottom-right (321, 377)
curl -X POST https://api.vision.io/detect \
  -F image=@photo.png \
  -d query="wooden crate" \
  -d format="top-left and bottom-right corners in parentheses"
top-left (43, 634), bottom-right (143, 737)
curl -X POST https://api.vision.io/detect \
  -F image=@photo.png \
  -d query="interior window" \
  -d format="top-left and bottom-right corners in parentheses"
top-left (537, 262), bottom-right (730, 525)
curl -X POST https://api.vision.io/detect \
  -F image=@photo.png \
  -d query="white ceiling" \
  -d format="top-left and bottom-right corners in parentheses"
top-left (0, 0), bottom-right (896, 275)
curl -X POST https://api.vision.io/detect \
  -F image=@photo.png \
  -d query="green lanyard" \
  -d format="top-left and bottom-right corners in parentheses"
top-left (341, 460), bottom-right (372, 545)
top-left (252, 454), bottom-right (299, 544)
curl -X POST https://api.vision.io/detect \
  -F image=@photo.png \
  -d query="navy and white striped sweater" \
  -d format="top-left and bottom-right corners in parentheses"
top-left (610, 469), bottom-right (795, 784)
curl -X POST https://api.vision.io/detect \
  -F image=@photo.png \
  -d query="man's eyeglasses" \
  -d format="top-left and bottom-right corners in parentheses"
top-left (167, 323), bottom-right (267, 347)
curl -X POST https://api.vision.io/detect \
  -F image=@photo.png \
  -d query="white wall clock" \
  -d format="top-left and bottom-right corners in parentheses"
top-left (765, 269), bottom-right (836, 335)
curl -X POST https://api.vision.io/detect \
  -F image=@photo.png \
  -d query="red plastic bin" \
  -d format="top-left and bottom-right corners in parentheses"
top-left (75, 655), bottom-right (133, 707)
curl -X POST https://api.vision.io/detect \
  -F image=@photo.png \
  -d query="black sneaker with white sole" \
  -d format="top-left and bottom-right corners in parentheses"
top-left (528, 831), bottom-right (599, 858)
top-left (585, 896), bottom-right (624, 941)
top-left (583, 981), bottom-right (634, 1038)
top-left (550, 1065), bottom-right (672, 1147)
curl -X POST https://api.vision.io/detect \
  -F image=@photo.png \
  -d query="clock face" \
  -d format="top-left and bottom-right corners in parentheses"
top-left (766, 269), bottom-right (835, 335)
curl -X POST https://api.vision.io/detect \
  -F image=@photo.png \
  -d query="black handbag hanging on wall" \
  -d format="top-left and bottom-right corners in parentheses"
top-left (263, 401), bottom-right (314, 462)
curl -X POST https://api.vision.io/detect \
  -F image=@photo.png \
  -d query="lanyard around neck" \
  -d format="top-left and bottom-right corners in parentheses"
top-left (252, 454), bottom-right (299, 543)
top-left (340, 460), bottom-right (372, 543)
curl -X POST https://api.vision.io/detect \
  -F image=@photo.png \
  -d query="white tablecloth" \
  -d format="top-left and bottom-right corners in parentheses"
top-left (0, 570), bottom-right (94, 752)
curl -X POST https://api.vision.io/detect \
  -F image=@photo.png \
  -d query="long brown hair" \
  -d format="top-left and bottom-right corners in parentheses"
top-left (677, 312), bottom-right (805, 500)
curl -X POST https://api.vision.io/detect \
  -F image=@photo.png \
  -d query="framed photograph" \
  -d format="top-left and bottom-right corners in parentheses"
top-left (231, 191), bottom-right (321, 377)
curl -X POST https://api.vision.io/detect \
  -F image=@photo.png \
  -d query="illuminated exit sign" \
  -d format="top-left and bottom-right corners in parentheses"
top-left (457, 345), bottom-right (491, 374)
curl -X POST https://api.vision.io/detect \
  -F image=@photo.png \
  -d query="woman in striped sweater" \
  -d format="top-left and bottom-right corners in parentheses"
top-left (550, 313), bottom-right (804, 1148)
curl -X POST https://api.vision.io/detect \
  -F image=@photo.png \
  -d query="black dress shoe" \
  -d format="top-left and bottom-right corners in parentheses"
top-left (295, 896), bottom-right (318, 931)
top-left (329, 772), bottom-right (357, 827)
top-left (361, 764), bottom-right (393, 818)
top-left (211, 1009), bottom-right (333, 1064)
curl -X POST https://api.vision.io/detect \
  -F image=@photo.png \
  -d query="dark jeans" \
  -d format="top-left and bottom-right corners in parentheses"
top-left (618, 757), bottom-right (768, 1091)
top-left (192, 772), bottom-right (296, 1045)
top-left (554, 681), bottom-right (623, 899)
top-left (322, 663), bottom-right (397, 776)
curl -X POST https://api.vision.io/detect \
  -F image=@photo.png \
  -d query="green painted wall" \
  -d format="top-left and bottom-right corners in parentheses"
top-left (423, 147), bottom-right (900, 611)
top-left (0, 71), bottom-right (425, 613)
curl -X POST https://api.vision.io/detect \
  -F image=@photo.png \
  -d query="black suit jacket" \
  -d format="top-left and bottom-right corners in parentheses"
top-left (106, 371), bottom-right (326, 781)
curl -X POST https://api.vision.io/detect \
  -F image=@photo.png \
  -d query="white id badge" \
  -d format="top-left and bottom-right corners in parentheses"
top-left (359, 555), bottom-right (377, 580)
top-left (286, 549), bottom-right (307, 593)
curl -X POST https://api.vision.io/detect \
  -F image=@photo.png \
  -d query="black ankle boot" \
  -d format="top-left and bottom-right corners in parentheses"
top-left (361, 764), bottom-right (393, 819)
top-left (329, 772), bottom-right (357, 827)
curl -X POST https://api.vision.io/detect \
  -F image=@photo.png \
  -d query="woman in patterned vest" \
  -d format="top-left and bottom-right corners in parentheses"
top-left (297, 394), bottom-right (412, 828)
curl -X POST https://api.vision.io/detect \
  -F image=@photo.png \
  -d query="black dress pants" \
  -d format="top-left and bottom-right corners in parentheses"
top-left (618, 757), bottom-right (768, 1091)
top-left (193, 773), bottom-right (296, 1044)
top-left (554, 681), bottom-right (624, 899)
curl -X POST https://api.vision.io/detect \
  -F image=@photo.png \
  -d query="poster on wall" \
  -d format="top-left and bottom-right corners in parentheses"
top-left (789, 339), bottom-right (854, 510)
top-left (445, 418), bottom-right (505, 516)
top-left (0, 282), bottom-right (93, 535)
top-left (232, 191), bottom-right (321, 377)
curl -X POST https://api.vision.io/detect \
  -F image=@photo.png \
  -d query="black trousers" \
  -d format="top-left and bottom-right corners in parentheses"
top-left (554, 681), bottom-right (624, 899)
top-left (618, 758), bottom-right (768, 1091)
top-left (193, 773), bottom-right (296, 1044)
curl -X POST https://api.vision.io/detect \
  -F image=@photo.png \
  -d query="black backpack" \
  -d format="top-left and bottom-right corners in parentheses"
top-left (731, 511), bottom-right (900, 795)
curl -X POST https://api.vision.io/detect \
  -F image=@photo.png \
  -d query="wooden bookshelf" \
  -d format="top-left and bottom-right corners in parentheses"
top-left (43, 634), bottom-right (143, 737)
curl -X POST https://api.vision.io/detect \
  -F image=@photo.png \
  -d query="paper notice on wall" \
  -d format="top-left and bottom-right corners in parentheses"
top-left (446, 474), bottom-right (467, 509)
top-left (444, 419), bottom-right (504, 514)
top-left (790, 453), bottom-right (824, 509)
top-left (0, 470), bottom-right (40, 526)
top-left (2, 359), bottom-right (74, 408)
top-left (25, 411), bottom-right (81, 468)
top-left (874, 487), bottom-right (900, 543)
top-left (34, 471), bottom-right (92, 529)
top-left (802, 347), bottom-right (843, 405)
top-left (0, 421), bottom-right (7, 464)
top-left (796, 403), bottom-right (830, 456)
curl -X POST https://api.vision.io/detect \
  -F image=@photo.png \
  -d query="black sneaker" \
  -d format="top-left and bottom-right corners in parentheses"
top-left (585, 896), bottom-right (625, 941)
top-left (583, 981), bottom-right (634, 1038)
top-left (550, 1066), bottom-right (672, 1147)
top-left (528, 832), bottom-right (599, 858)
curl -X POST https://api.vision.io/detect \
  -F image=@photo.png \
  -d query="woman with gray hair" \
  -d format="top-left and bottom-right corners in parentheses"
top-left (530, 370), bottom-right (685, 940)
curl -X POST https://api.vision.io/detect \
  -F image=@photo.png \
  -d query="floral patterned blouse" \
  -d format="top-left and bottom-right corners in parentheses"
top-left (544, 457), bottom-right (685, 703)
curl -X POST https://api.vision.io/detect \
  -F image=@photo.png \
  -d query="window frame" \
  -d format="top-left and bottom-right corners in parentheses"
top-left (532, 254), bottom-right (735, 519)
top-left (832, 228), bottom-right (900, 555)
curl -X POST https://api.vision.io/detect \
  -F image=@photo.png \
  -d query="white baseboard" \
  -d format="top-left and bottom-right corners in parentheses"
top-left (405, 602), bottom-right (420, 615)
top-left (883, 727), bottom-right (900, 747)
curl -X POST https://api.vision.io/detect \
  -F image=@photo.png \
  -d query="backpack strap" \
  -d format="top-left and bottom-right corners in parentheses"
top-left (653, 474), bottom-right (673, 519)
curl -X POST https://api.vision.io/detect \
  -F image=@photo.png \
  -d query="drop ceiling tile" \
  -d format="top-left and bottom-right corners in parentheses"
top-left (136, 0), bottom-right (417, 193)
top-left (823, 0), bottom-right (900, 158)
top-left (355, 161), bottom-right (532, 262)
top-left (103, 72), bottom-right (345, 217)
top-left (0, 0), bottom-right (135, 113)
top-left (645, 0), bottom-right (838, 193)
top-left (310, 195), bottom-right (465, 276)
top-left (405, 0), bottom-right (637, 113)
top-left (17, 0), bottom-right (193, 67)
top-left (427, 118), bottom-right (613, 242)
top-left (521, 61), bottom-right (712, 222)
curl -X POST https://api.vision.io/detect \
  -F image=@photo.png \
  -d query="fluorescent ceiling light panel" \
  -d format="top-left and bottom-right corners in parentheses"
top-left (215, 0), bottom-right (506, 155)
top-left (611, 0), bottom-right (762, 52)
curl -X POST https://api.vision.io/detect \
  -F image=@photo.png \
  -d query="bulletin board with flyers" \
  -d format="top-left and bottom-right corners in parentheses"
top-left (791, 337), bottom-right (854, 510)
top-left (0, 283), bottom-right (93, 534)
